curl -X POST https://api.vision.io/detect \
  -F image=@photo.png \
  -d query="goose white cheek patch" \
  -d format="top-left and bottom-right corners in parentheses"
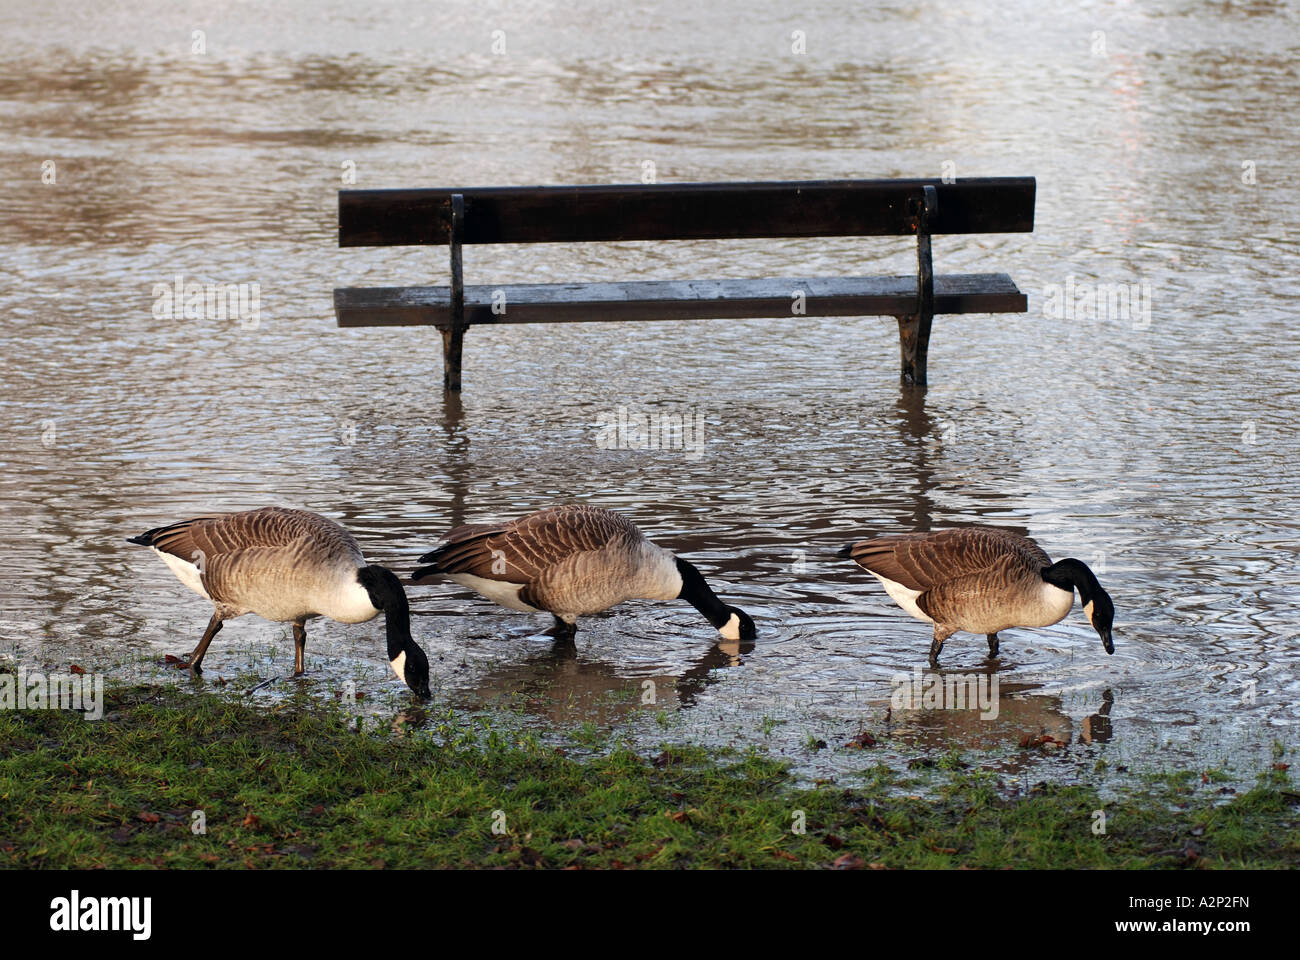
top-left (718, 612), bottom-right (741, 641)
top-left (1083, 600), bottom-right (1095, 624)
top-left (390, 651), bottom-right (407, 684)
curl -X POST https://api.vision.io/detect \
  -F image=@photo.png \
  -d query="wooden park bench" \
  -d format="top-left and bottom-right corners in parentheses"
top-left (333, 178), bottom-right (1035, 391)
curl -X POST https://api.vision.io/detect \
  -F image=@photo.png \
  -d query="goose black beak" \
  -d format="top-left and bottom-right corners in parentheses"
top-left (1099, 629), bottom-right (1114, 655)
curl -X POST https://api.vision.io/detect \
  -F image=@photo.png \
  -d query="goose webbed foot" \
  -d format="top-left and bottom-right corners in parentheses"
top-left (986, 632), bottom-right (1000, 658)
top-left (545, 616), bottom-right (577, 645)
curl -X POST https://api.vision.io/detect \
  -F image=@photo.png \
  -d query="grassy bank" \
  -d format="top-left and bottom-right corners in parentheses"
top-left (1, 685), bottom-right (1295, 869)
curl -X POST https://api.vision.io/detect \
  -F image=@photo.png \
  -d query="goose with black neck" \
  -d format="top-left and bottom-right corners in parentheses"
top-left (839, 526), bottom-right (1115, 666)
top-left (127, 506), bottom-right (432, 697)
top-left (410, 504), bottom-right (756, 644)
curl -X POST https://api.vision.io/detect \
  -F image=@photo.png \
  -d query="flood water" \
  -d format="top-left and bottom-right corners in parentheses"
top-left (1, 0), bottom-right (1297, 790)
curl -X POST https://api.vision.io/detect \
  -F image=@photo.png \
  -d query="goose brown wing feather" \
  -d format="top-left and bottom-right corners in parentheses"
top-left (916, 555), bottom-right (1026, 625)
top-left (199, 545), bottom-right (294, 609)
top-left (846, 528), bottom-right (1051, 591)
top-left (420, 505), bottom-right (644, 583)
top-left (139, 507), bottom-right (363, 569)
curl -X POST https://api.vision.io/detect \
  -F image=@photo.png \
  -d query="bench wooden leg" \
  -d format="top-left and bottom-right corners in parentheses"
top-left (443, 192), bottom-right (467, 392)
top-left (899, 185), bottom-right (937, 389)
top-left (441, 324), bottom-right (465, 392)
top-left (897, 313), bottom-right (932, 387)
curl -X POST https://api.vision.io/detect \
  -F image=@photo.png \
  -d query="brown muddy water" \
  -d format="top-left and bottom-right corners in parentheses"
top-left (1, 1), bottom-right (1296, 791)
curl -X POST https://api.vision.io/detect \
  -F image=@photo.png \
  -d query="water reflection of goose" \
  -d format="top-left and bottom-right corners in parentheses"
top-left (411, 504), bottom-right (756, 643)
top-left (1080, 688), bottom-right (1115, 744)
top-left (839, 527), bottom-right (1115, 666)
top-left (464, 635), bottom-right (755, 723)
top-left (126, 507), bottom-right (431, 696)
top-left (890, 676), bottom-right (1072, 751)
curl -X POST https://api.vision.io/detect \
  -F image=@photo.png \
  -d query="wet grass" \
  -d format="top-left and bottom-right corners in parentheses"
top-left (0, 684), bottom-right (1295, 869)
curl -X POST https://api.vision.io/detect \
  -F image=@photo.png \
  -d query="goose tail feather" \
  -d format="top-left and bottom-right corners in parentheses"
top-left (126, 524), bottom-right (176, 546)
top-left (413, 536), bottom-right (458, 572)
top-left (416, 542), bottom-right (451, 566)
top-left (411, 538), bottom-right (459, 580)
top-left (409, 563), bottom-right (440, 583)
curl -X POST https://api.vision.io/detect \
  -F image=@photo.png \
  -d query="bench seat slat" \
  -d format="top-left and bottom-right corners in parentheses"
top-left (339, 178), bottom-right (1036, 246)
top-left (335, 273), bottom-right (1025, 328)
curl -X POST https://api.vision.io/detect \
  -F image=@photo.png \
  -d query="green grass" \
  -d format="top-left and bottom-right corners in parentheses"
top-left (0, 684), bottom-right (1295, 869)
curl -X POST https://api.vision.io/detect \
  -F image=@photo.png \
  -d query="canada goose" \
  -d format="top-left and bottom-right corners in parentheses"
top-left (838, 527), bottom-right (1114, 666)
top-left (410, 504), bottom-right (756, 642)
top-left (126, 506), bottom-right (431, 696)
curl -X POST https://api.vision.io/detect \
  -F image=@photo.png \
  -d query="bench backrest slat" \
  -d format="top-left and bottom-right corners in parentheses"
top-left (339, 177), bottom-right (1035, 247)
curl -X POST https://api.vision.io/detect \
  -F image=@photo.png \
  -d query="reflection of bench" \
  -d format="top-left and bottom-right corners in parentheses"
top-left (333, 178), bottom-right (1035, 391)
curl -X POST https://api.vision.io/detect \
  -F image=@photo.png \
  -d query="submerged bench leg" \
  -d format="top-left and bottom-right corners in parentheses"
top-left (897, 313), bottom-right (932, 387)
top-left (899, 184), bottom-right (937, 389)
top-left (441, 325), bottom-right (465, 392)
top-left (443, 193), bottom-right (466, 392)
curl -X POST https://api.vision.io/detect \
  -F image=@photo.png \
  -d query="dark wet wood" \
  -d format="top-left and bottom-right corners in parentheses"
top-left (334, 177), bottom-right (1035, 391)
top-left (339, 178), bottom-right (1036, 247)
top-left (899, 185), bottom-right (938, 388)
top-left (336, 273), bottom-right (1027, 327)
top-left (441, 193), bottom-right (465, 392)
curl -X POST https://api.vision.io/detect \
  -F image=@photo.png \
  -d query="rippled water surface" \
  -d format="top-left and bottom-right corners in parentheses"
top-left (1, 0), bottom-right (1297, 787)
